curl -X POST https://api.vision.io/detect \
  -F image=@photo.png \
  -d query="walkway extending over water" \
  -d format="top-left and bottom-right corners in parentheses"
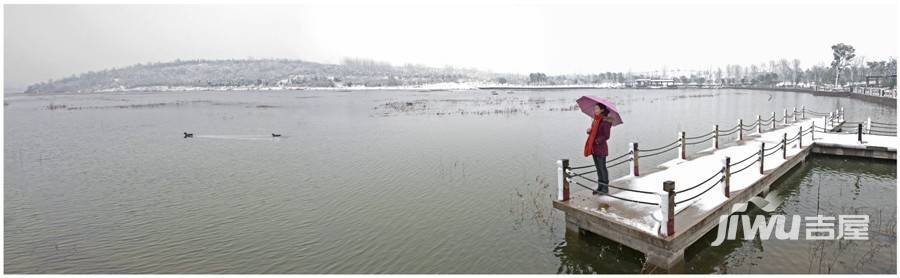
top-left (552, 107), bottom-right (897, 272)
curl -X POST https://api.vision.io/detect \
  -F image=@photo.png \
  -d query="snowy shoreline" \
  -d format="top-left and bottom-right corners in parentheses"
top-left (93, 82), bottom-right (486, 93)
top-left (84, 82), bottom-right (629, 93)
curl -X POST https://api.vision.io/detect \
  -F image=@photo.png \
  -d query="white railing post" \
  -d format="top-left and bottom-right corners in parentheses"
top-left (557, 159), bottom-right (570, 201)
top-left (811, 123), bottom-right (816, 140)
top-left (867, 117), bottom-right (872, 134)
top-left (757, 114), bottom-right (762, 134)
top-left (801, 105), bottom-right (806, 119)
top-left (660, 181), bottom-right (676, 237)
top-left (783, 108), bottom-right (788, 124)
top-left (771, 112), bottom-right (776, 129)
top-left (792, 107), bottom-right (797, 122)
top-left (827, 112), bottom-right (831, 128)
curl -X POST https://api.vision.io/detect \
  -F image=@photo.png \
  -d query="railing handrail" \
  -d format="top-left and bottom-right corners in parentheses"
top-left (560, 107), bottom-right (854, 210)
top-left (568, 107), bottom-right (844, 171)
top-left (568, 178), bottom-right (660, 206)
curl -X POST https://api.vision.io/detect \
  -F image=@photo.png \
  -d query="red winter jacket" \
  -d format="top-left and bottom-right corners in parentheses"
top-left (591, 120), bottom-right (612, 156)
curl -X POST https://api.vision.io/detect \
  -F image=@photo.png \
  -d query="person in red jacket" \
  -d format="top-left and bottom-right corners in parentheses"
top-left (584, 103), bottom-right (612, 194)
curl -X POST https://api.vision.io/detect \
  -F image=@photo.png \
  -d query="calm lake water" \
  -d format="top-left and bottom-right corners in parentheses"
top-left (4, 89), bottom-right (897, 273)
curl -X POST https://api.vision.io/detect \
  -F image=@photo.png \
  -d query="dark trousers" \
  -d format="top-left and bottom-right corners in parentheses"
top-left (592, 154), bottom-right (609, 193)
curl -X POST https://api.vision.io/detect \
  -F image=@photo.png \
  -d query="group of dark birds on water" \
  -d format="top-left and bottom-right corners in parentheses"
top-left (183, 132), bottom-right (281, 138)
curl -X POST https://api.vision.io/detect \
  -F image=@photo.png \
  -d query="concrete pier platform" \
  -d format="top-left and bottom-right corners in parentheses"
top-left (553, 115), bottom-right (897, 272)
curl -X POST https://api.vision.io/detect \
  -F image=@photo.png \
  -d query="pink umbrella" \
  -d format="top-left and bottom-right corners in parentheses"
top-left (576, 95), bottom-right (623, 126)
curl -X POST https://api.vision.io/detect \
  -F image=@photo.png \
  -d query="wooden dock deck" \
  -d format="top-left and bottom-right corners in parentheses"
top-left (552, 108), bottom-right (897, 272)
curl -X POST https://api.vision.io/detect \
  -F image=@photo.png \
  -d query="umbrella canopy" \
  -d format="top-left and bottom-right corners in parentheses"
top-left (576, 96), bottom-right (623, 126)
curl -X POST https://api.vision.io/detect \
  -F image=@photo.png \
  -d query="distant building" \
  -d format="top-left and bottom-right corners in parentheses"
top-left (865, 74), bottom-right (897, 89)
top-left (633, 79), bottom-right (676, 88)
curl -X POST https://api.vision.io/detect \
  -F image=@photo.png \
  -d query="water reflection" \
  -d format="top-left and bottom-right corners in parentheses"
top-left (553, 229), bottom-right (646, 274)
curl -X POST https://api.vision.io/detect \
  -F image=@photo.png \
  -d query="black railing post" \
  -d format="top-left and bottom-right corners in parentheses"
top-left (858, 123), bottom-right (863, 143)
top-left (738, 119), bottom-right (744, 141)
top-left (714, 124), bottom-right (719, 149)
top-left (723, 157), bottom-right (731, 198)
top-left (782, 133), bottom-right (787, 159)
top-left (759, 142), bottom-right (765, 174)
top-left (631, 142), bottom-right (640, 177)
top-left (662, 181), bottom-right (676, 236)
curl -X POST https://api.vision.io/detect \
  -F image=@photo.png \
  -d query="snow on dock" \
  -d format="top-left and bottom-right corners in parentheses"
top-left (553, 109), bottom-right (897, 271)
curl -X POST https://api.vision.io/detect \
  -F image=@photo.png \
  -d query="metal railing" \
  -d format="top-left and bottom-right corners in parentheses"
top-left (556, 106), bottom-right (847, 237)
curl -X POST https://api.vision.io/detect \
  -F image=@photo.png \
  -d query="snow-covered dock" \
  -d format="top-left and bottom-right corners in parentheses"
top-left (552, 107), bottom-right (897, 272)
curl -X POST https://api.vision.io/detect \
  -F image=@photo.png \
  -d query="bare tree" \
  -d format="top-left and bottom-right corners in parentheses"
top-left (830, 43), bottom-right (856, 87)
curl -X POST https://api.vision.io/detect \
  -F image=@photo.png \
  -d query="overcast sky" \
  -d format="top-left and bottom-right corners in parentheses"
top-left (4, 0), bottom-right (898, 89)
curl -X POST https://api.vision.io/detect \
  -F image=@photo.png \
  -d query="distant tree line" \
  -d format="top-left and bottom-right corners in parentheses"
top-left (24, 58), bottom-right (502, 93)
top-left (514, 43), bottom-right (895, 88)
top-left (24, 44), bottom-right (896, 93)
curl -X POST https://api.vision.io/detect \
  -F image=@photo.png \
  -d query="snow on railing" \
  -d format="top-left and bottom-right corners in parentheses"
top-left (556, 107), bottom-right (849, 236)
